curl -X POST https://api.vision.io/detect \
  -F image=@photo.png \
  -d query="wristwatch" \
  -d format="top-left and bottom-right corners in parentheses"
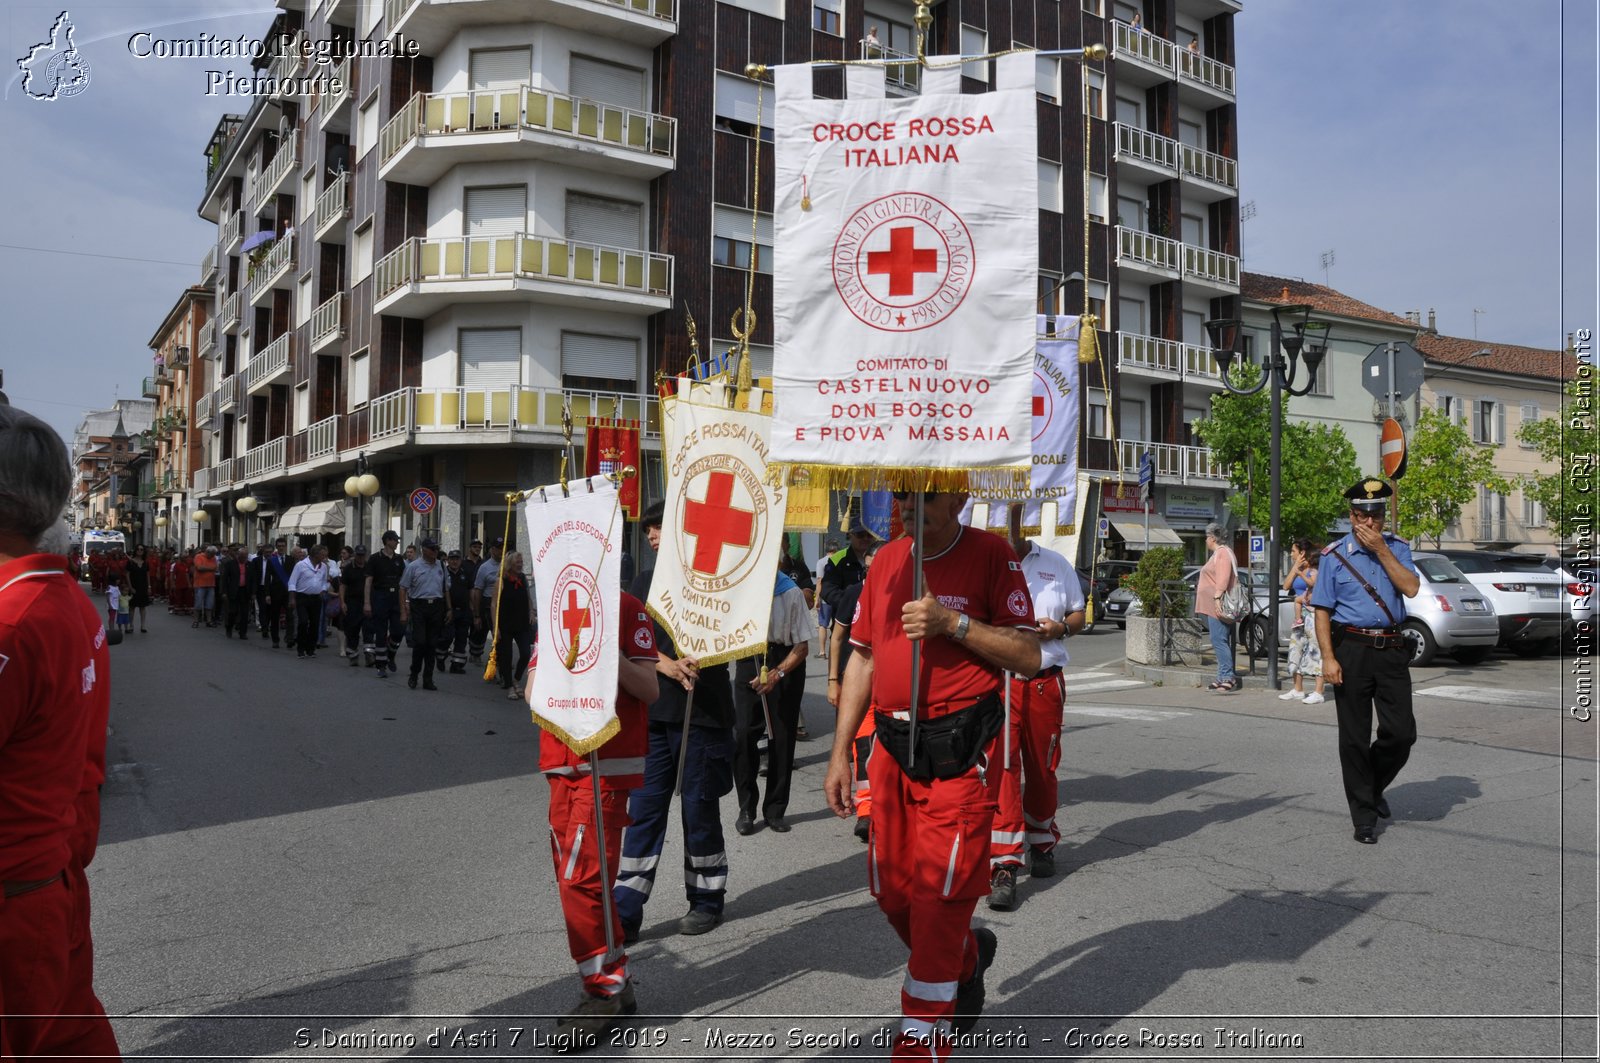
top-left (773, 668), bottom-right (785, 682)
top-left (950, 613), bottom-right (971, 641)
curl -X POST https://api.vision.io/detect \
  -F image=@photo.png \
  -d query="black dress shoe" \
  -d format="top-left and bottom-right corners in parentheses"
top-left (422, 680), bottom-right (438, 691)
top-left (1353, 825), bottom-right (1377, 844)
top-left (765, 815), bottom-right (790, 833)
top-left (407, 674), bottom-right (419, 689)
top-left (1376, 797), bottom-right (1391, 819)
top-left (735, 813), bottom-right (756, 836)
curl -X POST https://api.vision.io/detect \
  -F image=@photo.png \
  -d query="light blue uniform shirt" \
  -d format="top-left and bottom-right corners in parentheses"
top-left (1308, 532), bottom-right (1415, 628)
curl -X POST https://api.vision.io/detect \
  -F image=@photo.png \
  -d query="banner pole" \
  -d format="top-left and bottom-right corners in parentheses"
top-left (673, 683), bottom-right (697, 797)
top-left (588, 751), bottom-right (619, 960)
top-left (908, 492), bottom-right (925, 752)
top-left (1002, 670), bottom-right (1012, 768)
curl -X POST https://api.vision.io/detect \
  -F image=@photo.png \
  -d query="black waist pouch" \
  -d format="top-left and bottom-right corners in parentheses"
top-left (874, 692), bottom-right (1003, 782)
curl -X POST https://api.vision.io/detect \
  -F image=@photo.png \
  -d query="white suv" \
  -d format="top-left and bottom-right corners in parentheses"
top-left (1438, 550), bottom-right (1567, 657)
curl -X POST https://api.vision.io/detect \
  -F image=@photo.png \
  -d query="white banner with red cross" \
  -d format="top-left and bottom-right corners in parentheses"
top-left (523, 475), bottom-right (625, 755)
top-left (648, 385), bottom-right (789, 668)
top-left (769, 54), bottom-right (1040, 492)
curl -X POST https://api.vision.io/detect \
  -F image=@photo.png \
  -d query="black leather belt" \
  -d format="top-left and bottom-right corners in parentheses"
top-left (1033, 666), bottom-right (1063, 679)
top-left (1339, 625), bottom-right (1405, 650)
top-left (3, 872), bottom-right (61, 898)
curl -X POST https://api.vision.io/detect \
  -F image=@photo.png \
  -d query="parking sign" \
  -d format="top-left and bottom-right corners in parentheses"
top-left (1249, 534), bottom-right (1265, 564)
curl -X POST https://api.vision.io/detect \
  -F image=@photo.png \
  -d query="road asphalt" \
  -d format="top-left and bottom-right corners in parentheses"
top-left (87, 607), bottom-right (1597, 1060)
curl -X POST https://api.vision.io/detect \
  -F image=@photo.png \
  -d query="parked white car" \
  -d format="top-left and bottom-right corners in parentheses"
top-left (1436, 550), bottom-right (1567, 657)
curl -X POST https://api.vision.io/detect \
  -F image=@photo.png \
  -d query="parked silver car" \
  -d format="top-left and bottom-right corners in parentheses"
top-left (1400, 552), bottom-right (1500, 665)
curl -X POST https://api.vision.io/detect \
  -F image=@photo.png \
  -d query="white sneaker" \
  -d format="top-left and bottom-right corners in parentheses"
top-left (1301, 692), bottom-right (1326, 705)
top-left (1278, 689), bottom-right (1306, 701)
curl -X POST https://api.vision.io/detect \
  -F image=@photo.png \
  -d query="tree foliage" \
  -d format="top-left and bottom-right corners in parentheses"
top-left (1516, 373), bottom-right (1599, 541)
top-left (1195, 362), bottom-right (1360, 542)
top-left (1123, 546), bottom-right (1187, 617)
top-left (1398, 409), bottom-right (1510, 547)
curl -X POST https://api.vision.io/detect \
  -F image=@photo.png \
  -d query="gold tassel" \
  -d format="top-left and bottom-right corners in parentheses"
top-left (1079, 313), bottom-right (1101, 365)
top-left (483, 651), bottom-right (497, 682)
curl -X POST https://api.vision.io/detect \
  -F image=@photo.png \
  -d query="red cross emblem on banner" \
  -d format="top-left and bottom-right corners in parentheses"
top-left (561, 586), bottom-right (591, 661)
top-left (1032, 370), bottom-right (1053, 444)
top-left (867, 226), bottom-right (940, 297)
top-left (683, 470), bottom-right (756, 575)
top-left (549, 564), bottom-right (604, 674)
top-left (833, 192), bottom-right (975, 334)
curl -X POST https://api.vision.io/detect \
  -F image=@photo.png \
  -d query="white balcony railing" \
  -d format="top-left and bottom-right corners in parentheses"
top-left (1182, 343), bottom-right (1224, 382)
top-left (1178, 48), bottom-right (1236, 98)
top-left (252, 143), bottom-right (298, 214)
top-left (246, 333), bottom-right (291, 391)
top-left (321, 57), bottom-right (352, 122)
top-left (220, 209), bottom-right (242, 253)
top-left (306, 414), bottom-right (339, 461)
top-left (200, 244), bottom-right (218, 283)
top-left (1115, 225), bottom-right (1180, 274)
top-left (1111, 20), bottom-right (1177, 75)
top-left (1114, 122), bottom-right (1179, 172)
top-left (241, 437), bottom-right (286, 480)
top-left (267, 34), bottom-right (303, 97)
top-left (221, 290), bottom-right (242, 332)
top-left (313, 171), bottom-right (349, 238)
top-left (198, 319), bottom-right (216, 357)
top-left (1116, 331), bottom-right (1182, 377)
top-left (861, 40), bottom-right (921, 94)
top-left (195, 392), bottom-right (214, 426)
top-left (367, 384), bottom-right (662, 442)
top-left (380, 85), bottom-right (675, 166)
top-left (1182, 244), bottom-right (1241, 288)
top-left (374, 233), bottom-right (672, 304)
top-left (311, 293), bottom-right (343, 351)
top-left (218, 374), bottom-right (238, 411)
top-left (1117, 440), bottom-right (1226, 484)
top-left (213, 456), bottom-right (235, 488)
top-left (1180, 144), bottom-right (1238, 191)
top-left (192, 466), bottom-right (211, 494)
top-left (247, 234), bottom-right (296, 303)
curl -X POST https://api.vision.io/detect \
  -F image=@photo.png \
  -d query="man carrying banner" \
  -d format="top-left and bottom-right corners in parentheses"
top-left (988, 504), bottom-right (1085, 910)
top-left (616, 502), bottom-right (737, 939)
top-left (539, 589), bottom-right (660, 1041)
top-left (824, 489), bottom-right (1039, 1060)
top-left (732, 568), bottom-right (817, 835)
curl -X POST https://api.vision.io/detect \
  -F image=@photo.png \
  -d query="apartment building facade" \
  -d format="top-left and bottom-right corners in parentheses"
top-left (185, 0), bottom-right (1240, 557)
top-left (145, 285), bottom-right (211, 548)
top-left (71, 401), bottom-right (155, 536)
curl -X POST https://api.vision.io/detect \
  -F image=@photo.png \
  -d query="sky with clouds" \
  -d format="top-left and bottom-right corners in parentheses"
top-left (1, 0), bottom-right (1595, 447)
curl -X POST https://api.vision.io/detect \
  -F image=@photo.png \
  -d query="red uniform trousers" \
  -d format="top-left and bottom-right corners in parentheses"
top-left (0, 866), bottom-right (121, 1061)
top-left (850, 711), bottom-right (875, 819)
top-left (547, 776), bottom-right (632, 999)
top-left (990, 669), bottom-right (1066, 868)
top-left (866, 722), bottom-right (1002, 1061)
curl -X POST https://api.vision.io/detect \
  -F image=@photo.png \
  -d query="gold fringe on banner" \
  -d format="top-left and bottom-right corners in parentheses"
top-left (534, 714), bottom-right (623, 758)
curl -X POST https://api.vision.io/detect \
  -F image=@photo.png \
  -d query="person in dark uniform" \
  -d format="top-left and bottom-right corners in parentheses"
top-left (1309, 478), bottom-right (1421, 845)
top-left (364, 530), bottom-right (406, 679)
top-left (819, 522), bottom-right (877, 624)
top-left (399, 538), bottom-right (448, 690)
top-left (443, 549), bottom-right (475, 674)
top-left (339, 546), bottom-right (368, 666)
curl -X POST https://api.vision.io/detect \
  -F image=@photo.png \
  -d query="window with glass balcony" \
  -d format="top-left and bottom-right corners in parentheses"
top-left (713, 205), bottom-right (773, 274)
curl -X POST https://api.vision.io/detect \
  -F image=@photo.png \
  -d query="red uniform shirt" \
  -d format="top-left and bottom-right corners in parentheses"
top-left (0, 555), bottom-right (112, 881)
top-left (539, 592), bottom-right (657, 790)
top-left (851, 526), bottom-right (1034, 714)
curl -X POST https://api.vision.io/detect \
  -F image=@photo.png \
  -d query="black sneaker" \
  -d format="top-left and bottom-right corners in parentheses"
top-left (853, 817), bottom-right (871, 843)
top-left (987, 866), bottom-right (1017, 911)
top-left (1029, 847), bottom-right (1056, 878)
top-left (678, 909), bottom-right (722, 935)
top-left (951, 927), bottom-right (997, 1034)
top-left (407, 674), bottom-right (419, 690)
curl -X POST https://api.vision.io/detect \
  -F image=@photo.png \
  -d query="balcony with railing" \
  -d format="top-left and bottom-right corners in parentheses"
top-left (367, 384), bottom-right (662, 444)
top-left (320, 57), bottom-right (353, 129)
top-left (247, 333), bottom-right (292, 393)
top-left (248, 234), bottom-right (296, 305)
top-left (192, 465), bottom-right (211, 494)
top-left (1177, 48), bottom-right (1236, 101)
top-left (212, 456), bottom-right (235, 489)
top-left (1117, 439), bottom-right (1226, 484)
top-left (1182, 244), bottom-right (1240, 290)
top-left (198, 318), bottom-right (216, 358)
top-left (1182, 343), bottom-right (1224, 386)
top-left (142, 375), bottom-right (160, 399)
top-left (379, 86), bottom-right (676, 186)
top-left (1113, 122), bottom-right (1179, 179)
top-left (219, 373), bottom-right (239, 412)
top-left (1110, 20), bottom-right (1176, 85)
top-left (196, 392), bottom-right (214, 426)
top-left (374, 233), bottom-right (672, 318)
top-left (311, 294), bottom-right (344, 352)
top-left (220, 290), bottom-right (242, 334)
top-left (1179, 143), bottom-right (1238, 199)
top-left (1115, 225), bottom-right (1180, 279)
top-left (385, 0), bottom-right (676, 53)
top-left (861, 40), bottom-right (921, 95)
top-left (251, 143), bottom-right (298, 214)
top-left (267, 34), bottom-right (303, 96)
top-left (306, 414), bottom-right (340, 463)
top-left (1116, 332), bottom-right (1182, 381)
top-left (220, 208), bottom-right (243, 254)
top-left (200, 243), bottom-right (218, 284)
top-left (313, 171), bottom-right (349, 242)
top-left (241, 437), bottom-right (287, 480)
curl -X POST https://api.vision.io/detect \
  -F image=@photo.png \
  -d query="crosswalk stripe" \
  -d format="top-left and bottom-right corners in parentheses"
top-left (1416, 684), bottom-right (1553, 709)
top-left (1068, 679), bottom-right (1149, 694)
top-left (1065, 670), bottom-right (1116, 681)
top-left (1064, 706), bottom-right (1191, 721)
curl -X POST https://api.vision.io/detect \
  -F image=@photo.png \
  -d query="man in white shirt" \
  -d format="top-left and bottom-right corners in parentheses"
top-left (287, 544), bottom-right (331, 660)
top-left (989, 504), bottom-right (1085, 910)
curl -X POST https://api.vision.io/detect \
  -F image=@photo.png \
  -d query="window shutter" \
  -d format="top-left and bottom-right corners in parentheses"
top-left (561, 333), bottom-right (638, 383)
top-left (349, 351), bottom-right (369, 409)
top-left (715, 73), bottom-right (761, 126)
top-left (566, 194), bottom-right (642, 249)
top-left (1088, 174), bottom-right (1108, 221)
top-left (470, 48), bottom-right (531, 90)
top-left (465, 186), bottom-right (527, 235)
top-left (1037, 161), bottom-right (1062, 213)
top-left (570, 56), bottom-right (645, 108)
top-left (1035, 56), bottom-right (1060, 100)
top-left (459, 329), bottom-right (522, 388)
top-left (713, 205), bottom-right (773, 245)
top-left (1494, 402), bottom-right (1506, 444)
top-left (294, 383), bottom-right (310, 431)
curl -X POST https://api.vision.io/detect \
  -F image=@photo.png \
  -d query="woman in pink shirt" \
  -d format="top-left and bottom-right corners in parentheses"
top-left (1195, 522), bottom-right (1240, 691)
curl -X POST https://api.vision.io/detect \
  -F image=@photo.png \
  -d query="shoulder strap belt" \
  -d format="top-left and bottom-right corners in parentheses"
top-left (1324, 548), bottom-right (1397, 627)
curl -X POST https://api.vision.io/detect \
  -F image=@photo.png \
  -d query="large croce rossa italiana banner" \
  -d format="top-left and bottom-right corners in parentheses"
top-left (770, 55), bottom-right (1040, 488)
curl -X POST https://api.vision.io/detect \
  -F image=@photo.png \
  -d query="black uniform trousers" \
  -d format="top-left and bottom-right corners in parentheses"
top-left (294, 595), bottom-right (323, 656)
top-left (408, 599), bottom-right (446, 680)
top-left (1331, 634), bottom-right (1417, 829)
top-left (220, 589), bottom-right (250, 638)
top-left (732, 645), bottom-right (804, 821)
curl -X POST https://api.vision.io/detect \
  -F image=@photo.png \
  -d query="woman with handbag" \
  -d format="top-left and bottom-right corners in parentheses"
top-left (1196, 522), bottom-right (1242, 692)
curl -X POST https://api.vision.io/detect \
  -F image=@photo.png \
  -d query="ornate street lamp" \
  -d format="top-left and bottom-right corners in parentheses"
top-left (1205, 305), bottom-right (1333, 690)
top-left (343, 452), bottom-right (380, 549)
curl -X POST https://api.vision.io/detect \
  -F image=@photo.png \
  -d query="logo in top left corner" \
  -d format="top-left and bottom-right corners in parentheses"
top-left (17, 11), bottom-right (92, 102)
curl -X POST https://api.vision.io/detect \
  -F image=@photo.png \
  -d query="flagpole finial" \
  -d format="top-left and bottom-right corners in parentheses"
top-left (914, 3), bottom-right (932, 61)
top-left (1083, 43), bottom-right (1107, 61)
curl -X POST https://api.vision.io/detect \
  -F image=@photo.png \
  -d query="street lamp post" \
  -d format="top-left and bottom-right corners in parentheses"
top-left (343, 452), bottom-right (380, 551)
top-left (1205, 305), bottom-right (1332, 691)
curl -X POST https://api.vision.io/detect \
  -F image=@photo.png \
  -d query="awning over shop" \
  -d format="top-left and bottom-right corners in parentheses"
top-left (276, 500), bottom-right (347, 536)
top-left (1108, 515), bottom-right (1183, 548)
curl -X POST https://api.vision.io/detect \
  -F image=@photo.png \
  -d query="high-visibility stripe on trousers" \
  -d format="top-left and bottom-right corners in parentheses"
top-left (866, 719), bottom-right (1001, 1061)
top-left (851, 710), bottom-right (876, 818)
top-left (547, 776), bottom-right (632, 998)
top-left (992, 670), bottom-right (1065, 868)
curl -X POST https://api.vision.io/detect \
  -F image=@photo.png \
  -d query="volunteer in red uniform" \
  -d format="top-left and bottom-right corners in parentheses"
top-left (0, 403), bottom-right (122, 1061)
top-left (824, 490), bottom-right (1040, 1061)
top-left (538, 591), bottom-right (661, 1044)
top-left (988, 504), bottom-right (1086, 910)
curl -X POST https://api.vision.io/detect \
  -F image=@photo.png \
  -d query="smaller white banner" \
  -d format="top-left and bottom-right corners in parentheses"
top-left (524, 475), bottom-right (624, 755)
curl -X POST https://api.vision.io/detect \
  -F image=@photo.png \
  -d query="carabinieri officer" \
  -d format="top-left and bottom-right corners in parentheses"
top-left (1309, 478), bottom-right (1421, 845)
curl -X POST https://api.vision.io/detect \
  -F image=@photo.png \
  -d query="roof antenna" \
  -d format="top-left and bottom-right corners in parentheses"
top-left (1472, 308), bottom-right (1485, 339)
